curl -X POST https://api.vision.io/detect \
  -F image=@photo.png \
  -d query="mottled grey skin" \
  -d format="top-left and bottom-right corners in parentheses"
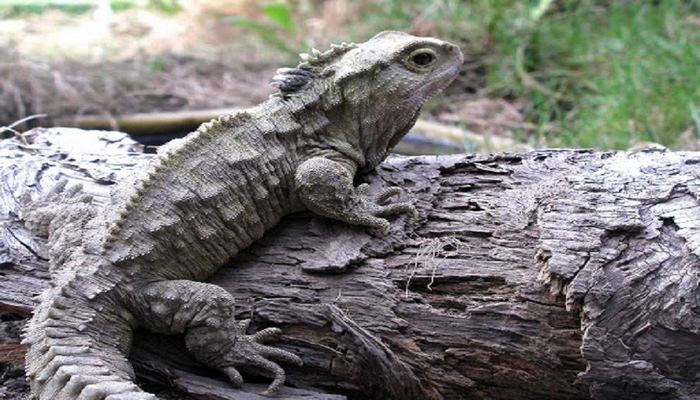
top-left (22, 31), bottom-right (463, 400)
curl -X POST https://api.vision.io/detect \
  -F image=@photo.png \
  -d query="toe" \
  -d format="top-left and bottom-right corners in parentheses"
top-left (252, 357), bottom-right (286, 395)
top-left (223, 366), bottom-right (244, 387)
top-left (363, 216), bottom-right (390, 233)
top-left (252, 327), bottom-right (282, 343)
top-left (48, 179), bottom-right (69, 198)
top-left (376, 202), bottom-right (416, 217)
top-left (237, 319), bottom-right (251, 334)
top-left (356, 183), bottom-right (371, 196)
top-left (376, 187), bottom-right (403, 204)
top-left (257, 344), bottom-right (303, 366)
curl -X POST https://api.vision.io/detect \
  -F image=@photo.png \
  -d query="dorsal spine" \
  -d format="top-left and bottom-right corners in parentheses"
top-left (297, 42), bottom-right (357, 71)
top-left (101, 111), bottom-right (246, 252)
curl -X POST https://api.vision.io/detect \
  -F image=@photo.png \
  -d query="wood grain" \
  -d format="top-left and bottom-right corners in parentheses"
top-left (0, 128), bottom-right (698, 399)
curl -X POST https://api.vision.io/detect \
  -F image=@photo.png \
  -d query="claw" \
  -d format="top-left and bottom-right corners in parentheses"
top-left (237, 319), bottom-right (251, 333)
top-left (356, 183), bottom-right (371, 196)
top-left (353, 185), bottom-right (414, 230)
top-left (378, 221), bottom-right (391, 235)
top-left (223, 366), bottom-right (244, 388)
top-left (221, 323), bottom-right (302, 395)
top-left (254, 357), bottom-right (286, 395)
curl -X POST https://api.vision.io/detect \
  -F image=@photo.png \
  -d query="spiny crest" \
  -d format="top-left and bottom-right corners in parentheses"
top-left (271, 41), bottom-right (357, 96)
top-left (297, 41), bottom-right (357, 71)
top-left (102, 111), bottom-right (245, 251)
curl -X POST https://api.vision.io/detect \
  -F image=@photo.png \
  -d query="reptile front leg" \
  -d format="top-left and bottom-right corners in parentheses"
top-left (295, 157), bottom-right (416, 233)
top-left (132, 280), bottom-right (302, 394)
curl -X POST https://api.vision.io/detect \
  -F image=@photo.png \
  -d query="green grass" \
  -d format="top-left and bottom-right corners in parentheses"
top-left (0, 0), bottom-right (177, 16)
top-left (553, 2), bottom-right (700, 148)
top-left (224, 1), bottom-right (307, 56)
top-left (6, 0), bottom-right (700, 150)
top-left (497, 0), bottom-right (700, 149)
top-left (354, 0), bottom-right (700, 149)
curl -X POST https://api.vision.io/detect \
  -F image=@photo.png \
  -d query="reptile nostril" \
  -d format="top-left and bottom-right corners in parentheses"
top-left (442, 43), bottom-right (458, 53)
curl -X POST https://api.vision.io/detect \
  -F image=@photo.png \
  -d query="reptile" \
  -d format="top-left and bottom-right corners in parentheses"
top-left (21, 31), bottom-right (463, 400)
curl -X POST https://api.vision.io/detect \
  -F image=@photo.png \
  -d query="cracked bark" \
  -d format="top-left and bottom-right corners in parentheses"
top-left (0, 128), bottom-right (698, 400)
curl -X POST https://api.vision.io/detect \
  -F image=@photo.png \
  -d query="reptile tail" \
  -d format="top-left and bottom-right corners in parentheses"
top-left (23, 280), bottom-right (156, 400)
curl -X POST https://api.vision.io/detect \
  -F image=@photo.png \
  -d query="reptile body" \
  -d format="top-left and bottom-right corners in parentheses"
top-left (22, 31), bottom-right (463, 399)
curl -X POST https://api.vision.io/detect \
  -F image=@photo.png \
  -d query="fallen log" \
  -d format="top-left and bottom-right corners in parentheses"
top-left (0, 128), bottom-right (697, 400)
top-left (53, 108), bottom-right (528, 153)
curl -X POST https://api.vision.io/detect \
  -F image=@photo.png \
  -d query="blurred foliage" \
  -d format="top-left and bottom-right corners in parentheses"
top-left (487, 0), bottom-right (700, 149)
top-left (1, 0), bottom-right (699, 150)
top-left (351, 0), bottom-right (700, 149)
top-left (223, 1), bottom-right (308, 56)
top-left (0, 0), bottom-right (137, 16)
top-left (146, 0), bottom-right (180, 14)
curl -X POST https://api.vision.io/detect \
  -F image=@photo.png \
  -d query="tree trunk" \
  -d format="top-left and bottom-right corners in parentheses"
top-left (0, 128), bottom-right (697, 400)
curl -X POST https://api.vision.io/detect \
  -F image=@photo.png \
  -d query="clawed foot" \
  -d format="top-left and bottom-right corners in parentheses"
top-left (352, 184), bottom-right (417, 233)
top-left (23, 179), bottom-right (92, 237)
top-left (221, 319), bottom-right (303, 395)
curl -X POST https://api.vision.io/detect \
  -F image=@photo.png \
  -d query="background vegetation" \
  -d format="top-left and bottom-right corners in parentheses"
top-left (1, 0), bottom-right (699, 151)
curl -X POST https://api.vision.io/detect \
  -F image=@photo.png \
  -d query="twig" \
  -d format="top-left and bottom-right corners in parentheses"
top-left (0, 114), bottom-right (48, 145)
top-left (514, 45), bottom-right (570, 103)
top-left (4, 114), bottom-right (48, 129)
top-left (514, 0), bottom-right (571, 103)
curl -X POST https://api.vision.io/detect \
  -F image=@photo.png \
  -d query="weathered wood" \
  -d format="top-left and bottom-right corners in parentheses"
top-left (0, 128), bottom-right (698, 400)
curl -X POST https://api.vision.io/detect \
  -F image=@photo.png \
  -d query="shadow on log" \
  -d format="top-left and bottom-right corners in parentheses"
top-left (0, 128), bottom-right (698, 400)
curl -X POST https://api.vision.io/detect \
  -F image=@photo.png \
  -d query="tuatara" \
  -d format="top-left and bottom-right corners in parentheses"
top-left (22, 31), bottom-right (463, 399)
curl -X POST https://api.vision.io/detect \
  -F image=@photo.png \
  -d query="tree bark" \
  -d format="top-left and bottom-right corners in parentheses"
top-left (0, 128), bottom-right (698, 400)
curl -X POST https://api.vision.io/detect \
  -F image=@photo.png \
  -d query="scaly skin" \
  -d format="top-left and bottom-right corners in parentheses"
top-left (22, 31), bottom-right (463, 400)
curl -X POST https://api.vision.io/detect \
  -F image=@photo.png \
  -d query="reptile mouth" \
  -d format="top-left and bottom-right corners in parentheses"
top-left (381, 67), bottom-right (457, 151)
top-left (396, 65), bottom-right (460, 109)
top-left (419, 64), bottom-right (461, 93)
top-left (363, 64), bottom-right (461, 172)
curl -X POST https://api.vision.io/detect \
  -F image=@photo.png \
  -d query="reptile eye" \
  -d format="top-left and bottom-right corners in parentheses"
top-left (408, 49), bottom-right (437, 68)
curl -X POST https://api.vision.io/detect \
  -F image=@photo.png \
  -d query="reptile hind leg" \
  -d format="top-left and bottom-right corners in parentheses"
top-left (133, 280), bottom-right (302, 394)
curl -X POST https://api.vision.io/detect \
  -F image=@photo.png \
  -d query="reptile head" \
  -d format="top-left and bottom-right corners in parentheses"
top-left (273, 31), bottom-right (463, 172)
top-left (339, 31), bottom-right (464, 171)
